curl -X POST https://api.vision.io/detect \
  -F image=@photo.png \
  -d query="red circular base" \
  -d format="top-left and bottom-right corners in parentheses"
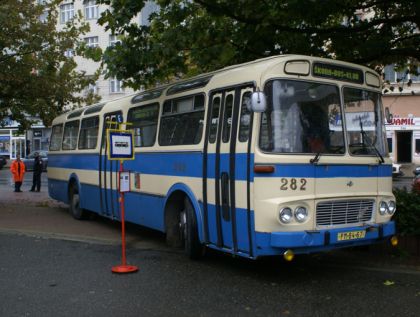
top-left (112, 265), bottom-right (139, 274)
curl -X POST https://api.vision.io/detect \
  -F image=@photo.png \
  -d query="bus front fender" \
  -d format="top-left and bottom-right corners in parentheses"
top-left (165, 183), bottom-right (204, 243)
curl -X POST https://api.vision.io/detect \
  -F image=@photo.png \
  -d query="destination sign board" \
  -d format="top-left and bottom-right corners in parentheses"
top-left (313, 62), bottom-right (364, 84)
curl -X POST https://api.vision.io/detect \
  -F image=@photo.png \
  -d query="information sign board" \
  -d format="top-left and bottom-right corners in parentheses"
top-left (107, 130), bottom-right (134, 160)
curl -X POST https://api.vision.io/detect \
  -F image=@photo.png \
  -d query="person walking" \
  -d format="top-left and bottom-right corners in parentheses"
top-left (30, 152), bottom-right (43, 192)
top-left (10, 154), bottom-right (25, 192)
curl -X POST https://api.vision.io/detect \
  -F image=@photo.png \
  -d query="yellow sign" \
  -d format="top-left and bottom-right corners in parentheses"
top-left (337, 230), bottom-right (366, 241)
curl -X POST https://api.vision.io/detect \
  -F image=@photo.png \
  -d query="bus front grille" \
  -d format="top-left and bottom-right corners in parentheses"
top-left (316, 200), bottom-right (374, 226)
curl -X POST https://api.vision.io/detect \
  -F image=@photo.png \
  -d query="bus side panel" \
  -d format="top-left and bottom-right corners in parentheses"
top-left (80, 183), bottom-right (102, 213)
top-left (124, 192), bottom-right (165, 232)
top-left (48, 178), bottom-right (69, 204)
top-left (124, 151), bottom-right (204, 232)
top-left (206, 203), bottom-right (219, 245)
top-left (235, 207), bottom-right (251, 253)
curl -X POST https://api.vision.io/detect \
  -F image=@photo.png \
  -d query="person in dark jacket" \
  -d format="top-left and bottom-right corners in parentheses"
top-left (30, 152), bottom-right (43, 192)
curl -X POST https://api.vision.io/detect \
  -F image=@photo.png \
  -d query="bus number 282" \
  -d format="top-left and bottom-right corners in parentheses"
top-left (280, 178), bottom-right (307, 191)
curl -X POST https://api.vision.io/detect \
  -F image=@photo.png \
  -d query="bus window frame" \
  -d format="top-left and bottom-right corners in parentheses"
top-left (49, 123), bottom-right (64, 151)
top-left (127, 102), bottom-right (160, 148)
top-left (158, 93), bottom-right (206, 146)
top-left (62, 120), bottom-right (80, 151)
top-left (258, 78), bottom-right (345, 156)
top-left (78, 115), bottom-right (100, 150)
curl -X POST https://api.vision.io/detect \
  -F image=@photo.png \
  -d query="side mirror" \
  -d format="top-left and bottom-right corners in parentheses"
top-left (384, 107), bottom-right (393, 123)
top-left (251, 91), bottom-right (267, 112)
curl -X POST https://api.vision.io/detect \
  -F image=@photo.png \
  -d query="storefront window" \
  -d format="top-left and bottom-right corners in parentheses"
top-left (0, 135), bottom-right (10, 156)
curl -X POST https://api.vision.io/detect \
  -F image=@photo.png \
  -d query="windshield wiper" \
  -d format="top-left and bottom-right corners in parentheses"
top-left (310, 151), bottom-right (322, 164)
top-left (359, 118), bottom-right (384, 164)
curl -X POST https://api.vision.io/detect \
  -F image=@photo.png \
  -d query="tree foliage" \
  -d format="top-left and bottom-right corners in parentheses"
top-left (0, 0), bottom-right (101, 129)
top-left (97, 0), bottom-right (420, 89)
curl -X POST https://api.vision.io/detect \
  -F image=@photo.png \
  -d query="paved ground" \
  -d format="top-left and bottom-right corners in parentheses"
top-left (0, 169), bottom-right (420, 316)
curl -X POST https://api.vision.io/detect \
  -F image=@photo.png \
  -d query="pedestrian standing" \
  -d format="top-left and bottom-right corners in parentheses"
top-left (30, 152), bottom-right (43, 192)
top-left (10, 154), bottom-right (25, 192)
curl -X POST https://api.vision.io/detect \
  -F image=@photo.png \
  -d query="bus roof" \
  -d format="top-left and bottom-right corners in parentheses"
top-left (52, 55), bottom-right (381, 125)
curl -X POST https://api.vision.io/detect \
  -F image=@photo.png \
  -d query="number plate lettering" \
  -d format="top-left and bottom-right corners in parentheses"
top-left (337, 230), bottom-right (366, 241)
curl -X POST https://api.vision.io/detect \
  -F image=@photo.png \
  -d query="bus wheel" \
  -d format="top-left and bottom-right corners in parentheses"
top-left (181, 198), bottom-right (204, 259)
top-left (69, 185), bottom-right (88, 220)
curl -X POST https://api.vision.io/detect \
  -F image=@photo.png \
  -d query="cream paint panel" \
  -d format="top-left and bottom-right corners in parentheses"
top-left (378, 176), bottom-right (393, 196)
top-left (253, 176), bottom-right (385, 232)
top-left (202, 179), bottom-right (251, 210)
top-left (254, 177), bottom-right (316, 232)
top-left (315, 177), bottom-right (378, 198)
top-left (48, 167), bottom-right (99, 185)
top-left (49, 166), bottom-right (252, 209)
top-left (131, 174), bottom-right (201, 199)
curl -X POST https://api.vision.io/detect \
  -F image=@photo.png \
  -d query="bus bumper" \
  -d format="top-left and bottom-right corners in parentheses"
top-left (265, 221), bottom-right (395, 255)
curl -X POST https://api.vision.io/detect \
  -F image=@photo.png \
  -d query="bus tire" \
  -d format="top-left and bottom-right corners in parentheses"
top-left (182, 197), bottom-right (204, 260)
top-left (69, 185), bottom-right (88, 220)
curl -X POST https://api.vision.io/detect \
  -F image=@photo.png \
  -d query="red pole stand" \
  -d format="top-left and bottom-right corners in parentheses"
top-left (112, 161), bottom-right (138, 274)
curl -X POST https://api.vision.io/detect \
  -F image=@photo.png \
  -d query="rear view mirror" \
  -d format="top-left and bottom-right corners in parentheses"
top-left (251, 91), bottom-right (267, 112)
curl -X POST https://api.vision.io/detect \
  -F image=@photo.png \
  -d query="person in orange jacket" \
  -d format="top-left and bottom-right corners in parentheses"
top-left (10, 154), bottom-right (25, 192)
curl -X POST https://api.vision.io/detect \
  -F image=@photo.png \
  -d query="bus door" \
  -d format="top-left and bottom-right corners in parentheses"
top-left (99, 111), bottom-right (123, 218)
top-left (204, 85), bottom-right (253, 255)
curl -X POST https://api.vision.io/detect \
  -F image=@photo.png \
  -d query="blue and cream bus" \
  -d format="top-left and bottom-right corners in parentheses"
top-left (48, 55), bottom-right (397, 260)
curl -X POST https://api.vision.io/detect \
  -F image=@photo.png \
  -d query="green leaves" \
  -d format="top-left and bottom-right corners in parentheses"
top-left (96, 0), bottom-right (419, 90)
top-left (0, 0), bottom-right (100, 129)
top-left (393, 188), bottom-right (420, 236)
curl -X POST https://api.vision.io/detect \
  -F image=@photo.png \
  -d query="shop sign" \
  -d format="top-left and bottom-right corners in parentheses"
top-left (389, 117), bottom-right (415, 126)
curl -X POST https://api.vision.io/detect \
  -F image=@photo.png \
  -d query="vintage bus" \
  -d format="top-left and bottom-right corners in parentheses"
top-left (48, 55), bottom-right (397, 260)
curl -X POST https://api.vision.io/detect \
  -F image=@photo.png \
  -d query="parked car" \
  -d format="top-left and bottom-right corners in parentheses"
top-left (0, 156), bottom-right (7, 169)
top-left (392, 162), bottom-right (403, 178)
top-left (23, 151), bottom-right (48, 172)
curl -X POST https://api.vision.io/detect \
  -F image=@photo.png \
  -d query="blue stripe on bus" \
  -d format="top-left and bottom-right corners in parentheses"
top-left (261, 163), bottom-right (392, 178)
top-left (48, 176), bottom-right (395, 258)
top-left (48, 152), bottom-right (392, 179)
top-left (254, 221), bottom-right (395, 256)
top-left (48, 177), bottom-right (255, 255)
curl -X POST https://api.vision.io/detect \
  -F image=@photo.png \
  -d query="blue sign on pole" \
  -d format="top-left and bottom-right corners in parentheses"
top-left (107, 130), bottom-right (134, 160)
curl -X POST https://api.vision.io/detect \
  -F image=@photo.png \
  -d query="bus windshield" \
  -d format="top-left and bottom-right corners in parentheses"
top-left (343, 87), bottom-right (387, 157)
top-left (260, 80), bottom-right (345, 154)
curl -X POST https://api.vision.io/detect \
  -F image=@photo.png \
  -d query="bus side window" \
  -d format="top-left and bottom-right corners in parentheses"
top-left (238, 91), bottom-right (252, 142)
top-left (158, 94), bottom-right (205, 146)
top-left (62, 120), bottom-right (80, 150)
top-left (50, 124), bottom-right (63, 151)
top-left (127, 103), bottom-right (159, 147)
top-left (78, 116), bottom-right (99, 150)
top-left (209, 96), bottom-right (221, 143)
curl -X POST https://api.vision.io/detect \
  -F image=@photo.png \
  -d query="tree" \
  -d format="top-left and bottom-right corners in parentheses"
top-left (0, 0), bottom-right (101, 130)
top-left (97, 0), bottom-right (419, 89)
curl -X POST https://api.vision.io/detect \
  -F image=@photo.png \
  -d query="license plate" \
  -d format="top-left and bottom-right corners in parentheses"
top-left (337, 230), bottom-right (366, 241)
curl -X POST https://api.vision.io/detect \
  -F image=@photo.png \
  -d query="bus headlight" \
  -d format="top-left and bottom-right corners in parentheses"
top-left (294, 206), bottom-right (308, 223)
top-left (379, 201), bottom-right (388, 215)
top-left (279, 207), bottom-right (293, 224)
top-left (387, 200), bottom-right (396, 215)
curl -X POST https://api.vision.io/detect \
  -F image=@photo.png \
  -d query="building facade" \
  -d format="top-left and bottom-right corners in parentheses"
top-left (0, 1), bottom-right (158, 160)
top-left (383, 65), bottom-right (420, 164)
top-left (58, 0), bottom-right (158, 102)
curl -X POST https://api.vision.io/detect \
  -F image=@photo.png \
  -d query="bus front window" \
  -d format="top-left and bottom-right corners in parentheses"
top-left (343, 88), bottom-right (387, 157)
top-left (260, 80), bottom-right (344, 154)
